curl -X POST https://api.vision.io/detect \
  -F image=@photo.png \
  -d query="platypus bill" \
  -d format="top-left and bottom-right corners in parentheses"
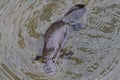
top-left (34, 4), bottom-right (86, 75)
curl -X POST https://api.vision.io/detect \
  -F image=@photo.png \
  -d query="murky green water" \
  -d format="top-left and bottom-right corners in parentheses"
top-left (0, 0), bottom-right (120, 80)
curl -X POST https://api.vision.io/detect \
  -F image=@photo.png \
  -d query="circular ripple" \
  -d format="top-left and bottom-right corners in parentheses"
top-left (0, 0), bottom-right (120, 80)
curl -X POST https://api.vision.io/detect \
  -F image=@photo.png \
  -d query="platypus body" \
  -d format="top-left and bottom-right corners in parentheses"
top-left (35, 4), bottom-right (86, 75)
top-left (42, 20), bottom-right (69, 60)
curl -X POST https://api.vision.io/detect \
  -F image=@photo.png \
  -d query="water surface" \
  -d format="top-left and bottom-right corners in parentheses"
top-left (0, 0), bottom-right (120, 80)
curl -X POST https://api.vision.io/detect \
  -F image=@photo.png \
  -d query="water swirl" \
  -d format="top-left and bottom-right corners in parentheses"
top-left (0, 0), bottom-right (120, 80)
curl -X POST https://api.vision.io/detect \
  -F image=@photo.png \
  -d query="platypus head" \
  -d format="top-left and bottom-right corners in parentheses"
top-left (63, 4), bottom-right (86, 23)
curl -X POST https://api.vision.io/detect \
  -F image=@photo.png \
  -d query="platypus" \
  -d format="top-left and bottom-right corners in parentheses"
top-left (35, 4), bottom-right (86, 75)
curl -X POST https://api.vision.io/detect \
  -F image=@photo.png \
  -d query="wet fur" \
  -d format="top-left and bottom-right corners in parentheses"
top-left (42, 20), bottom-right (68, 61)
top-left (35, 4), bottom-right (86, 74)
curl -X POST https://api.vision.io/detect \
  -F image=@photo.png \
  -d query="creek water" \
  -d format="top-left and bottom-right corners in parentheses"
top-left (0, 0), bottom-right (120, 80)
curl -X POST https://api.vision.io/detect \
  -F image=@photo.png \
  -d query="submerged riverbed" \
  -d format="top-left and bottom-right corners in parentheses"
top-left (0, 0), bottom-right (120, 80)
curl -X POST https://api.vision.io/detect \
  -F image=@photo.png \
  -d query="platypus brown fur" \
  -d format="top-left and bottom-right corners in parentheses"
top-left (34, 4), bottom-right (86, 74)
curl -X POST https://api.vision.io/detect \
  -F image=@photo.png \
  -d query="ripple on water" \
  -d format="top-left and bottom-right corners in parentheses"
top-left (0, 0), bottom-right (120, 80)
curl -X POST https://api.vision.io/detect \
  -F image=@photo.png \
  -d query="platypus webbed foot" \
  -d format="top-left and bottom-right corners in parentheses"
top-left (34, 55), bottom-right (42, 61)
top-left (61, 51), bottom-right (74, 59)
top-left (71, 23), bottom-right (83, 31)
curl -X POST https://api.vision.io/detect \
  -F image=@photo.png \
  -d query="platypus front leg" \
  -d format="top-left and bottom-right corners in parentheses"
top-left (70, 22), bottom-right (83, 31)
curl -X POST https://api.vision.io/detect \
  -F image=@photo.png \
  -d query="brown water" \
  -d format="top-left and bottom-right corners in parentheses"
top-left (0, 0), bottom-right (120, 80)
